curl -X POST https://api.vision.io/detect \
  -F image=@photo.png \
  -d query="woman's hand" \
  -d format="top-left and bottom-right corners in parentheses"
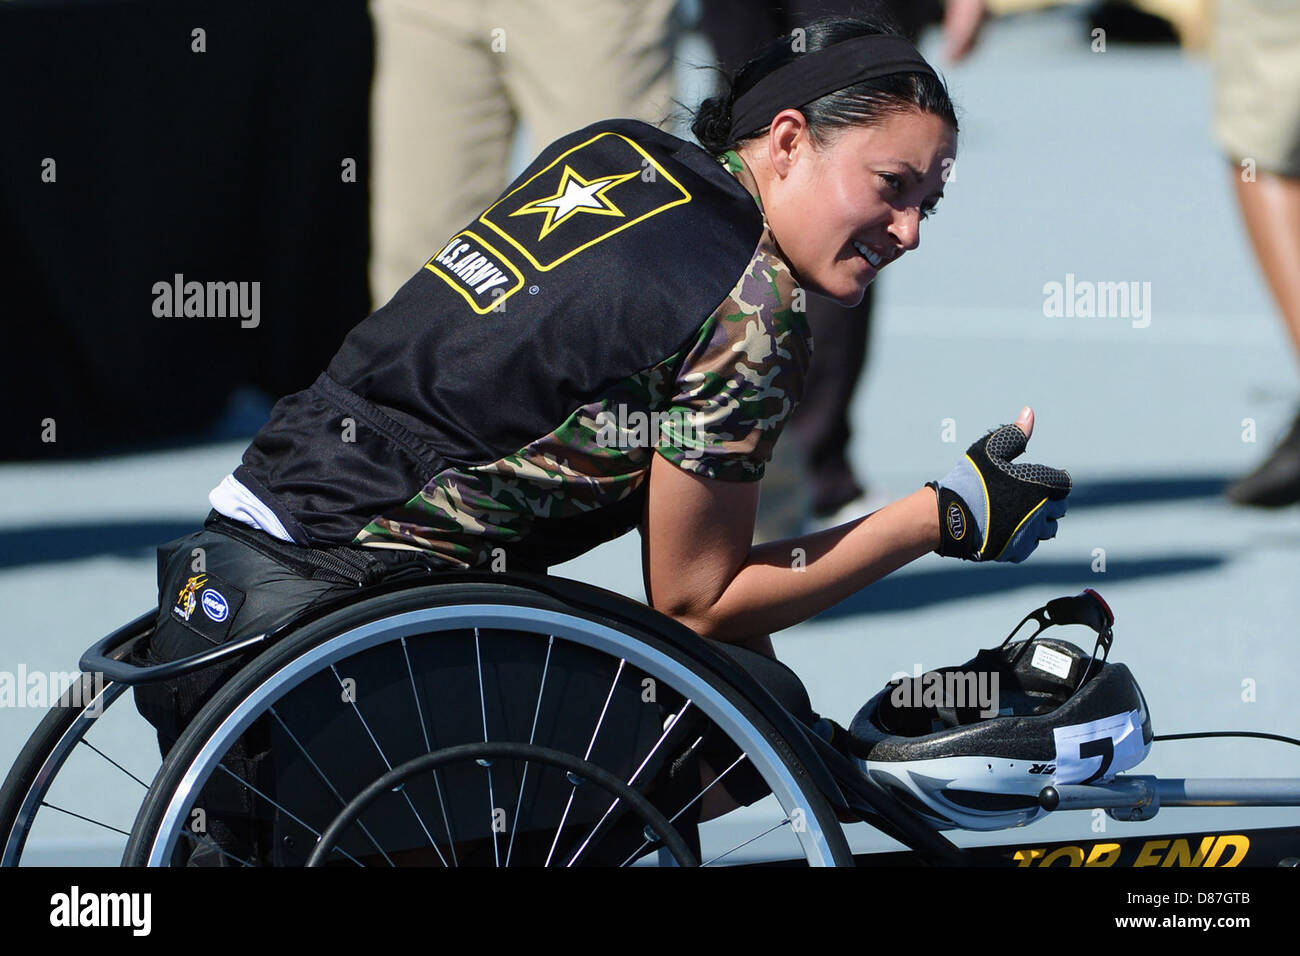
top-left (640, 449), bottom-right (940, 644)
top-left (927, 406), bottom-right (1071, 563)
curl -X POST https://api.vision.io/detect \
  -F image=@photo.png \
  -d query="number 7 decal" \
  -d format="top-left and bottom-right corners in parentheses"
top-left (1052, 709), bottom-right (1145, 785)
top-left (1077, 735), bottom-right (1114, 784)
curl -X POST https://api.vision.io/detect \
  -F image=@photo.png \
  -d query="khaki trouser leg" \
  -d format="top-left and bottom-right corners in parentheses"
top-left (496, 0), bottom-right (678, 157)
top-left (369, 0), bottom-right (515, 306)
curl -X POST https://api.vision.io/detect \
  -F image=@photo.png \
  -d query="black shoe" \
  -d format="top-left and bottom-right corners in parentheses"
top-left (1227, 410), bottom-right (1300, 508)
top-left (1088, 1), bottom-right (1179, 45)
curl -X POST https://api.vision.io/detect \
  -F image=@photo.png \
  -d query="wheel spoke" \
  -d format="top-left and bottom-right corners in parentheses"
top-left (330, 663), bottom-right (440, 861)
top-left (431, 771), bottom-right (457, 867)
top-left (268, 706), bottom-right (424, 866)
top-left (473, 628), bottom-right (502, 867)
top-left (401, 635), bottom-right (458, 866)
top-left (626, 700), bottom-right (694, 788)
top-left (39, 802), bottom-right (131, 838)
top-left (483, 758), bottom-right (500, 868)
top-left (401, 635), bottom-right (434, 754)
top-left (545, 658), bottom-right (626, 867)
top-left (565, 701), bottom-right (695, 867)
top-left (583, 658), bottom-right (625, 760)
top-left (474, 628), bottom-right (490, 742)
top-left (563, 793), bottom-right (636, 868)
top-left (331, 663), bottom-right (394, 766)
top-left (212, 764), bottom-right (372, 867)
top-left (700, 819), bottom-right (791, 867)
top-left (668, 750), bottom-right (747, 826)
top-left (544, 782), bottom-right (579, 867)
top-left (618, 747), bottom-right (747, 866)
top-left (505, 635), bottom-right (554, 867)
top-left (76, 739), bottom-right (151, 789)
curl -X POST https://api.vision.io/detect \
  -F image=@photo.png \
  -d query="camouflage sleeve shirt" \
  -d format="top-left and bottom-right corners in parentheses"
top-left (656, 150), bottom-right (813, 481)
top-left (346, 150), bottom-right (813, 569)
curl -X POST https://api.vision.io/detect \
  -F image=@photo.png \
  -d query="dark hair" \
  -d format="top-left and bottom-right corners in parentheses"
top-left (691, 14), bottom-right (959, 155)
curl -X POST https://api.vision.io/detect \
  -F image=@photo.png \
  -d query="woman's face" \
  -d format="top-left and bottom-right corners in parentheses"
top-left (747, 108), bottom-right (957, 306)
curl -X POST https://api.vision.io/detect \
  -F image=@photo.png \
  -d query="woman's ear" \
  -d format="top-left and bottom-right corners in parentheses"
top-left (766, 108), bottom-right (809, 180)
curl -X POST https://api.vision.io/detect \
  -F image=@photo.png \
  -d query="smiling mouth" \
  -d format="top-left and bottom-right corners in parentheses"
top-left (852, 239), bottom-right (886, 268)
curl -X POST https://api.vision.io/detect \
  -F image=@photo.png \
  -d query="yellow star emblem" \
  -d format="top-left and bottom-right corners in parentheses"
top-left (509, 165), bottom-right (640, 240)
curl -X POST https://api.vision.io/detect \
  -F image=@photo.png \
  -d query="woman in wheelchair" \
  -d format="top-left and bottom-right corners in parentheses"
top-left (131, 13), bottom-right (1071, 866)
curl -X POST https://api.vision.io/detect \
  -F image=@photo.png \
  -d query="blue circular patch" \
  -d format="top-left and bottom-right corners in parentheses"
top-left (201, 588), bottom-right (229, 622)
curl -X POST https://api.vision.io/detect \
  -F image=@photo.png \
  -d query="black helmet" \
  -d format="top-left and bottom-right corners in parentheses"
top-left (849, 589), bottom-right (1153, 831)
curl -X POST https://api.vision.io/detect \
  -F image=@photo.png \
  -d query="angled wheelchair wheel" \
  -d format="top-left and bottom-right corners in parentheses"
top-left (123, 578), bottom-right (854, 867)
top-left (0, 614), bottom-right (161, 866)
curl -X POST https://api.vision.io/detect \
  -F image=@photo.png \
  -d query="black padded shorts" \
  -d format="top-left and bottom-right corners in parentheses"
top-left (134, 510), bottom-right (437, 757)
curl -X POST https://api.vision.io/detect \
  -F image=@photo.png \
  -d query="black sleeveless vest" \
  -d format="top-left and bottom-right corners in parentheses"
top-left (234, 119), bottom-right (768, 547)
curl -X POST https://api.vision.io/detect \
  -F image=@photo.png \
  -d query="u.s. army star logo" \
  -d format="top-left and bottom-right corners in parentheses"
top-left (479, 132), bottom-right (691, 271)
top-left (510, 166), bottom-right (639, 240)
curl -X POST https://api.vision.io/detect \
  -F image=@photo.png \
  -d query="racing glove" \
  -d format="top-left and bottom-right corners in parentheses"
top-left (926, 422), bottom-right (1071, 563)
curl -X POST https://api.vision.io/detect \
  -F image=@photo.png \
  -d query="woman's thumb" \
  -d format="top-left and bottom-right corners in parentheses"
top-left (1016, 406), bottom-right (1034, 439)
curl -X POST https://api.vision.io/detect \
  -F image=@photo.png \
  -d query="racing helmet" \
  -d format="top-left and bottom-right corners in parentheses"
top-left (849, 589), bottom-right (1152, 832)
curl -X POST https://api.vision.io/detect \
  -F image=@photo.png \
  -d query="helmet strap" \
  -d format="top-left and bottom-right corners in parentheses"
top-left (997, 590), bottom-right (1116, 694)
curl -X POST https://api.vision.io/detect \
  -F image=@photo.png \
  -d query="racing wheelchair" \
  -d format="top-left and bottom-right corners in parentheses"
top-left (4, 570), bottom-right (1299, 867)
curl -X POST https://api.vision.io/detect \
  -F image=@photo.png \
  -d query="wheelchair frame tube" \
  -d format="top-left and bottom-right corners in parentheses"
top-left (1042, 775), bottom-right (1300, 811)
top-left (79, 611), bottom-right (268, 685)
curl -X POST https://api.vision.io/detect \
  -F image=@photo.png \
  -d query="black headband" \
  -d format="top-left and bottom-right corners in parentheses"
top-left (727, 34), bottom-right (939, 143)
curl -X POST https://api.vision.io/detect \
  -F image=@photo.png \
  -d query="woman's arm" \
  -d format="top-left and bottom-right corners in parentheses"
top-left (640, 448), bottom-right (940, 644)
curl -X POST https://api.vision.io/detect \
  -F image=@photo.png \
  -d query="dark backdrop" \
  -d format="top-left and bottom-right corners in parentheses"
top-left (1, 0), bottom-right (373, 459)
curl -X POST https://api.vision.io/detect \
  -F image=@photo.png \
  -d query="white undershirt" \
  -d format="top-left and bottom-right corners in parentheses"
top-left (208, 473), bottom-right (294, 543)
